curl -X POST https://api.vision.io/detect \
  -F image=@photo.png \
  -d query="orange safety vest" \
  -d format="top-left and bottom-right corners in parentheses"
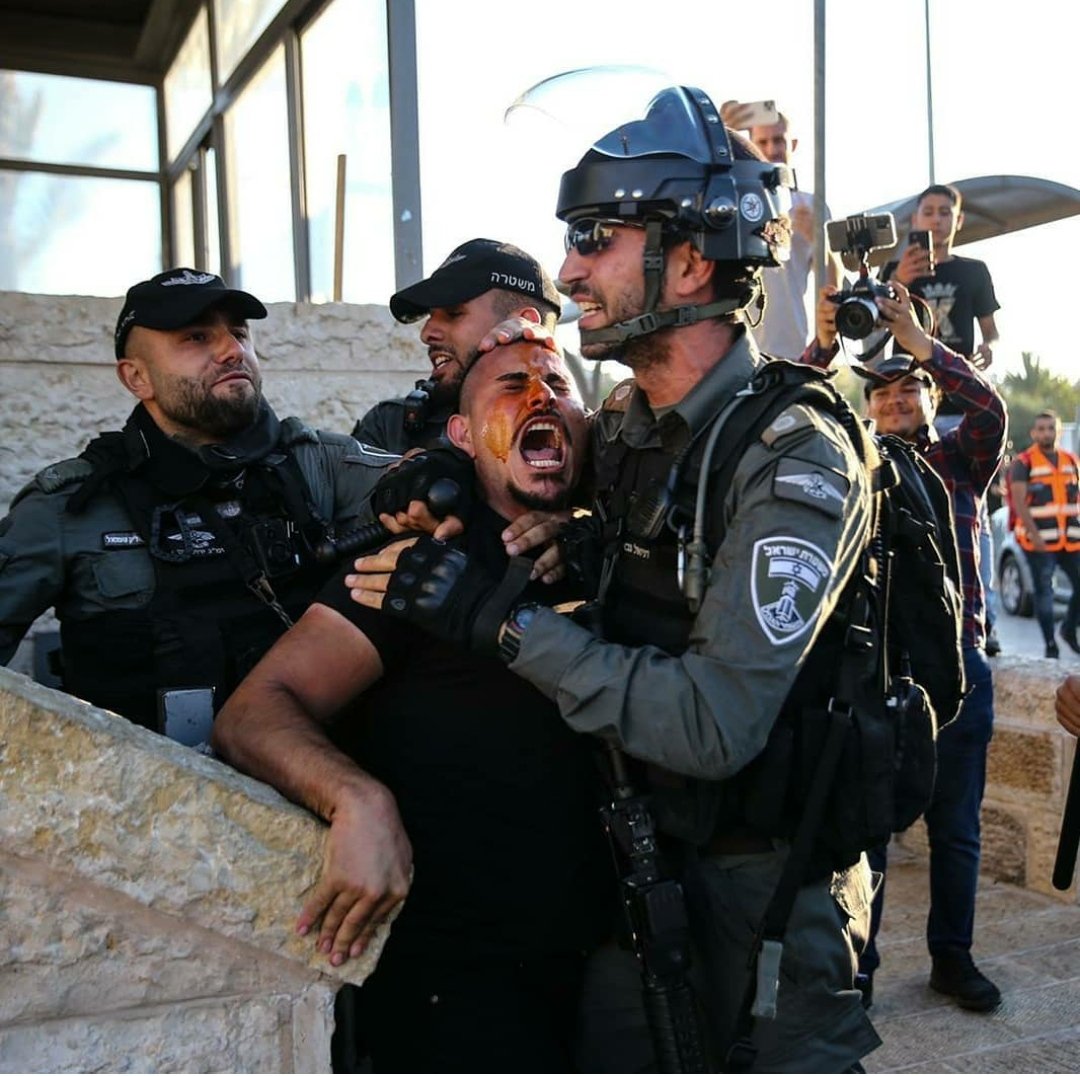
top-left (1014, 445), bottom-right (1080, 552)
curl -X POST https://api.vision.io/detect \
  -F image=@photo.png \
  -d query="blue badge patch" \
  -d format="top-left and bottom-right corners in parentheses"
top-left (751, 536), bottom-right (834, 645)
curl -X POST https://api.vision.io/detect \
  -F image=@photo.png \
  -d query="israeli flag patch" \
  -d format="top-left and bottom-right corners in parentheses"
top-left (751, 536), bottom-right (833, 645)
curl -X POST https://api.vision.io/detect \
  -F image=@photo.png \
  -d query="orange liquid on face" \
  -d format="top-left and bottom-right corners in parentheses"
top-left (479, 355), bottom-right (554, 462)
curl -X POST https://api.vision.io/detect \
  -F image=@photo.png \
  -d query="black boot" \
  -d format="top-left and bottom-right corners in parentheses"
top-left (929, 952), bottom-right (1001, 1012)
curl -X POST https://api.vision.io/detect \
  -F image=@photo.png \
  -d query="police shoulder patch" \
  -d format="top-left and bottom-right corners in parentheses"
top-left (772, 457), bottom-right (849, 518)
top-left (34, 458), bottom-right (93, 494)
top-left (751, 535), bottom-right (834, 645)
top-left (760, 403), bottom-right (816, 447)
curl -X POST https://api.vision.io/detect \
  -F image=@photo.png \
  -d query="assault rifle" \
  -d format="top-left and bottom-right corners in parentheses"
top-left (600, 744), bottom-right (709, 1074)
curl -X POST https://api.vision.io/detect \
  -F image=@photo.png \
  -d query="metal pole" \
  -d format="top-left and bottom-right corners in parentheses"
top-left (813, 0), bottom-right (827, 289)
top-left (333, 154), bottom-right (346, 301)
top-left (387, 0), bottom-right (423, 289)
top-left (924, 0), bottom-right (936, 184)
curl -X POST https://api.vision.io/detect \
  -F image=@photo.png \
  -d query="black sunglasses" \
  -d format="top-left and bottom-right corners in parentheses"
top-left (563, 218), bottom-right (645, 256)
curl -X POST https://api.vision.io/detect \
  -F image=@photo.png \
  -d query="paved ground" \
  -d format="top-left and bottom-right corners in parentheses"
top-left (991, 605), bottom-right (1080, 666)
top-left (862, 847), bottom-right (1080, 1073)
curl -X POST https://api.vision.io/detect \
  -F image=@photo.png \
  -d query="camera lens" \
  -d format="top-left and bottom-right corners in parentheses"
top-left (835, 297), bottom-right (879, 340)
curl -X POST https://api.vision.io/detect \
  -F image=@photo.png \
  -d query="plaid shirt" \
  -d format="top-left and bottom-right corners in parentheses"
top-left (800, 341), bottom-right (1007, 647)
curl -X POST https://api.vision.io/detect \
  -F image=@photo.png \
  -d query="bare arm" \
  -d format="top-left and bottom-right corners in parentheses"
top-left (1010, 478), bottom-right (1047, 552)
top-left (212, 602), bottom-right (412, 966)
top-left (974, 312), bottom-right (999, 369)
top-left (1056, 675), bottom-right (1080, 736)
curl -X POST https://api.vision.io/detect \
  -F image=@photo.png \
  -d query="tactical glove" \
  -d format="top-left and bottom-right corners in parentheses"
top-left (383, 537), bottom-right (533, 657)
top-left (371, 446), bottom-right (475, 522)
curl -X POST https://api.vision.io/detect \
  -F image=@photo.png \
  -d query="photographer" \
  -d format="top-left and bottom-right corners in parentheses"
top-left (803, 271), bottom-right (1007, 1013)
top-left (0, 268), bottom-right (387, 738)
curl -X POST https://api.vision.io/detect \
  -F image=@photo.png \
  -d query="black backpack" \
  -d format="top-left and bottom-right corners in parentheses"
top-left (672, 358), bottom-right (965, 858)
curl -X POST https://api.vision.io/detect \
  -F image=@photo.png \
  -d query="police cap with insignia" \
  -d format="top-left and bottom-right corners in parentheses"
top-left (389, 238), bottom-right (561, 324)
top-left (115, 268), bottom-right (267, 358)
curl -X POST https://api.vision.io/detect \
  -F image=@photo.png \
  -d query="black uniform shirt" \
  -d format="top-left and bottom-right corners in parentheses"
top-left (317, 504), bottom-right (613, 960)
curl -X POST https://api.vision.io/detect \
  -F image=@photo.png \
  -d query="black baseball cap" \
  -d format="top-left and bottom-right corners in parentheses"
top-left (114, 268), bottom-right (267, 358)
top-left (856, 353), bottom-right (934, 395)
top-left (389, 238), bottom-right (561, 323)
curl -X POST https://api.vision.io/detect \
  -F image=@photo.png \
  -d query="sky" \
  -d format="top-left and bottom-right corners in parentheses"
top-left (413, 0), bottom-right (1080, 382)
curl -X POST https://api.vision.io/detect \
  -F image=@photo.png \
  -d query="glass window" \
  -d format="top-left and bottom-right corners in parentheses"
top-left (164, 8), bottom-right (213, 164)
top-left (0, 170), bottom-right (160, 293)
top-left (173, 167), bottom-right (196, 267)
top-left (223, 47), bottom-right (294, 300)
top-left (214, 0), bottom-right (285, 82)
top-left (301, 0), bottom-right (393, 305)
top-left (0, 69), bottom-right (157, 172)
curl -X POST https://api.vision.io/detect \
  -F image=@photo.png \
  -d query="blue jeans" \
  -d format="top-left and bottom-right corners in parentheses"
top-left (978, 504), bottom-right (997, 629)
top-left (1027, 549), bottom-right (1080, 645)
top-left (860, 646), bottom-right (995, 972)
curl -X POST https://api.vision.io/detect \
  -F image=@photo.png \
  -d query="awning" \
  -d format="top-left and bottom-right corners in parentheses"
top-left (862, 174), bottom-right (1080, 265)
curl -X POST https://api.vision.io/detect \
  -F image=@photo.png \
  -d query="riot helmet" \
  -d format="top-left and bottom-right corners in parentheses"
top-left (556, 86), bottom-right (794, 347)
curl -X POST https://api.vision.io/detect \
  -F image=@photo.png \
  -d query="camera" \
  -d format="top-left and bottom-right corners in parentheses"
top-left (249, 518), bottom-right (300, 578)
top-left (830, 276), bottom-right (897, 340)
top-left (825, 213), bottom-right (898, 341)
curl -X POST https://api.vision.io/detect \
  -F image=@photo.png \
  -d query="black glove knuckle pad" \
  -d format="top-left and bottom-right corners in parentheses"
top-left (382, 536), bottom-right (534, 657)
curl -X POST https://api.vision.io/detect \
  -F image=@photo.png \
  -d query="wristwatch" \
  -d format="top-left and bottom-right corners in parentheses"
top-left (497, 602), bottom-right (541, 665)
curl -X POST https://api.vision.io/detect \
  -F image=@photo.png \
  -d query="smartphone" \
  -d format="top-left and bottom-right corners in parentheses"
top-left (908, 229), bottom-right (936, 272)
top-left (158, 687), bottom-right (215, 747)
top-left (735, 99), bottom-right (779, 129)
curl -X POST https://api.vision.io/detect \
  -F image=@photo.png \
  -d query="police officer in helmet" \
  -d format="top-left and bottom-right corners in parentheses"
top-left (347, 86), bottom-right (881, 1070)
top-left (0, 268), bottom-right (386, 740)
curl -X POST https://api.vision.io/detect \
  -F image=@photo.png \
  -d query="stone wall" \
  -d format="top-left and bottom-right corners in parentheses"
top-left (897, 653), bottom-right (1079, 904)
top-left (0, 666), bottom-right (387, 1073)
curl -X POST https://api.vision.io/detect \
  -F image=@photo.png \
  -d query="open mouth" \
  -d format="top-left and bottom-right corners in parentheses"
top-left (574, 297), bottom-right (603, 323)
top-left (516, 416), bottom-right (567, 471)
top-left (429, 351), bottom-right (456, 375)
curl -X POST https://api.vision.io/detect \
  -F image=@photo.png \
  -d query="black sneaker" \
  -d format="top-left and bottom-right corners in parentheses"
top-left (1061, 624), bottom-right (1080, 655)
top-left (985, 630), bottom-right (1002, 657)
top-left (929, 952), bottom-right (1001, 1011)
top-left (854, 971), bottom-right (874, 1010)
top-left (1047, 641), bottom-right (1061, 659)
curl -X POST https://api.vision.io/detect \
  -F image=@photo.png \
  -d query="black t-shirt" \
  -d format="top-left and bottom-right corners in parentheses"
top-left (882, 254), bottom-right (999, 358)
top-left (316, 507), bottom-right (613, 960)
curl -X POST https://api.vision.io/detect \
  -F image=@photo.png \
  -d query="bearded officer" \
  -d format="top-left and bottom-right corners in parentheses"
top-left (0, 267), bottom-right (389, 740)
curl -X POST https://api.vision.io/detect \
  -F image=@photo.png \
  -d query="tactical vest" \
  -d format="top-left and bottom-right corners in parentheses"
top-left (1014, 445), bottom-right (1080, 552)
top-left (60, 415), bottom-right (338, 732)
top-left (590, 378), bottom-right (867, 861)
top-left (589, 362), bottom-right (946, 876)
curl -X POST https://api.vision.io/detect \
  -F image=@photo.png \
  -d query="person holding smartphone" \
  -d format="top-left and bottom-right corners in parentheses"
top-left (882, 183), bottom-right (1000, 373)
top-left (720, 101), bottom-right (843, 360)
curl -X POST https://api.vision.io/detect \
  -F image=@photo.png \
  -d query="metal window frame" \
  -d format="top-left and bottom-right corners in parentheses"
top-left (2, 0), bottom-right (423, 300)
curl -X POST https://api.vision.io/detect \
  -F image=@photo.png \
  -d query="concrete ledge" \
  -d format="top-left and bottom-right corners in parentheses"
top-left (0, 666), bottom-right (387, 1072)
